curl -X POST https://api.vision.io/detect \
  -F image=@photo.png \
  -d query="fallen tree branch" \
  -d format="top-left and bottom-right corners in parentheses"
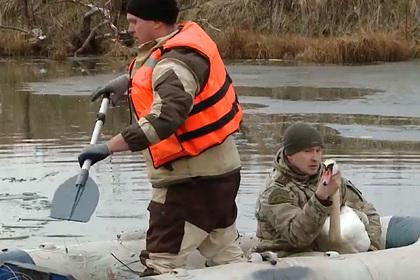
top-left (0, 25), bottom-right (30, 34)
top-left (196, 19), bottom-right (222, 32)
top-left (81, 1), bottom-right (119, 37)
top-left (73, 20), bottom-right (108, 57)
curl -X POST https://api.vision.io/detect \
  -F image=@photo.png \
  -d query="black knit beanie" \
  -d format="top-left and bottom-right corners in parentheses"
top-left (283, 123), bottom-right (323, 155)
top-left (127, 0), bottom-right (179, 24)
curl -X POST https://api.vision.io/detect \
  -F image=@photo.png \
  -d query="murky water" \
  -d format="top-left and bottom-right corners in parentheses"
top-left (0, 58), bottom-right (419, 249)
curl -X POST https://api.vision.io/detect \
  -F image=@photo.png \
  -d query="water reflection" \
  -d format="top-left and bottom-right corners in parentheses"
top-left (0, 59), bottom-right (420, 248)
top-left (236, 86), bottom-right (379, 101)
top-left (239, 113), bottom-right (420, 154)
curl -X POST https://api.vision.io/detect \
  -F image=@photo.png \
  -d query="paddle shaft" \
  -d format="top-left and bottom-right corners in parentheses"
top-left (75, 97), bottom-right (109, 193)
top-left (80, 97), bottom-right (110, 171)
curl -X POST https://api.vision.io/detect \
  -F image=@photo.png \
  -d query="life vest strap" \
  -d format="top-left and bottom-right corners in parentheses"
top-left (178, 101), bottom-right (240, 142)
top-left (189, 73), bottom-right (232, 116)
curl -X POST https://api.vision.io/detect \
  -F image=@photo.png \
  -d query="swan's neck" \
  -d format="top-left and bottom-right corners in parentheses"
top-left (329, 189), bottom-right (342, 244)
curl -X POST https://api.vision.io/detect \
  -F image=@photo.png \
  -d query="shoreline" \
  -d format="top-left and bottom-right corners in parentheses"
top-left (1, 30), bottom-right (418, 64)
top-left (0, 0), bottom-right (418, 64)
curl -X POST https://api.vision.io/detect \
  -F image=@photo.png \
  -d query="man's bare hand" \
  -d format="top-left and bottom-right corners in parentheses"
top-left (315, 170), bottom-right (341, 201)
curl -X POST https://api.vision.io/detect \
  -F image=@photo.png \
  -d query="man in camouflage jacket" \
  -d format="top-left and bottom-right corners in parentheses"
top-left (255, 123), bottom-right (383, 256)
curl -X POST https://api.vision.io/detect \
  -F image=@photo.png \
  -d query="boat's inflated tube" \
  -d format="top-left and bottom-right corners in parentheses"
top-left (0, 261), bottom-right (77, 280)
top-left (0, 248), bottom-right (35, 264)
top-left (386, 216), bottom-right (420, 249)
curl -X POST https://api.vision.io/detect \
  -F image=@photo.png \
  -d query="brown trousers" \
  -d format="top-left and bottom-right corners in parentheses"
top-left (140, 170), bottom-right (243, 273)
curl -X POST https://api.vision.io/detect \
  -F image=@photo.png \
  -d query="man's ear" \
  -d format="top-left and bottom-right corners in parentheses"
top-left (153, 21), bottom-right (163, 30)
top-left (285, 154), bottom-right (292, 163)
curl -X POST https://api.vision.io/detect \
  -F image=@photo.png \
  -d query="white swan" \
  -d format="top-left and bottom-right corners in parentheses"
top-left (316, 160), bottom-right (370, 254)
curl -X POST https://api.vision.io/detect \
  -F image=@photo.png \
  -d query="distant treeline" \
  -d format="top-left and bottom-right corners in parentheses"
top-left (0, 0), bottom-right (418, 63)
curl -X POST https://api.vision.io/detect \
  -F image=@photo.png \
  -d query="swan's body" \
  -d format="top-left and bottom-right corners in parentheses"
top-left (317, 205), bottom-right (370, 253)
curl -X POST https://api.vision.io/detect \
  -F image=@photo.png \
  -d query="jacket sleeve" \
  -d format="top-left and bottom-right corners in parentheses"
top-left (261, 186), bottom-right (331, 248)
top-left (342, 180), bottom-right (383, 250)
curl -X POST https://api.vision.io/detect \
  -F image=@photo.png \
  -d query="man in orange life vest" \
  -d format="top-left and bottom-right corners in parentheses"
top-left (78, 0), bottom-right (244, 276)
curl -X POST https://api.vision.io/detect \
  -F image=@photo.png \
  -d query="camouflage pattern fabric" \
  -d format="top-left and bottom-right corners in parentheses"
top-left (255, 148), bottom-right (383, 256)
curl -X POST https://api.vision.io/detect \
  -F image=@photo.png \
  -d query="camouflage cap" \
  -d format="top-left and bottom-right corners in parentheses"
top-left (283, 123), bottom-right (323, 155)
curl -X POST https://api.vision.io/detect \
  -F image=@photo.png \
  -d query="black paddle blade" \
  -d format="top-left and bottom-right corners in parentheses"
top-left (50, 175), bottom-right (99, 222)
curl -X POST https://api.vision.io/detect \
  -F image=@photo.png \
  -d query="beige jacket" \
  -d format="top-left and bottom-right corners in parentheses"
top-left (122, 24), bottom-right (241, 187)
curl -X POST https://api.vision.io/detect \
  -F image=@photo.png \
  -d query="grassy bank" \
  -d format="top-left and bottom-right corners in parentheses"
top-left (0, 0), bottom-right (418, 63)
top-left (215, 29), bottom-right (416, 64)
top-left (195, 0), bottom-right (419, 63)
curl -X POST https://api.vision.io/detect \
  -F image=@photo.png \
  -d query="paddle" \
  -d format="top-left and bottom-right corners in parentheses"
top-left (50, 97), bottom-right (110, 222)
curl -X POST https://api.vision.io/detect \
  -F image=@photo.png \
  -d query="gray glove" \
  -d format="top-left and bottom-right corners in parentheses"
top-left (91, 74), bottom-right (130, 106)
top-left (78, 143), bottom-right (110, 167)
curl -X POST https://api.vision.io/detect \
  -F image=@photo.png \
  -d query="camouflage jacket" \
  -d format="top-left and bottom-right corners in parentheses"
top-left (255, 148), bottom-right (383, 256)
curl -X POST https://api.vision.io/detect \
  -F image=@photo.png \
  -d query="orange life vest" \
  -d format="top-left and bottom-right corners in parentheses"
top-left (129, 21), bottom-right (242, 169)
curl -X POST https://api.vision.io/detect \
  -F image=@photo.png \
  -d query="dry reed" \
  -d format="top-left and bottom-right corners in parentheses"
top-left (0, 0), bottom-right (418, 62)
top-left (0, 32), bottom-right (30, 56)
top-left (214, 28), bottom-right (415, 63)
top-left (186, 0), bottom-right (419, 39)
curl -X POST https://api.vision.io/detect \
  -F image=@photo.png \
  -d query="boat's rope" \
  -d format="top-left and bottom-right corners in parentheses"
top-left (110, 252), bottom-right (142, 275)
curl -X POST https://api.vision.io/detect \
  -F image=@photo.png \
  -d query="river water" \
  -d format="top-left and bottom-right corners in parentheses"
top-left (0, 58), bottom-right (419, 249)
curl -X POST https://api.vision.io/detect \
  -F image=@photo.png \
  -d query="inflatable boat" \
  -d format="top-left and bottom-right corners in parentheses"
top-left (1, 216), bottom-right (420, 280)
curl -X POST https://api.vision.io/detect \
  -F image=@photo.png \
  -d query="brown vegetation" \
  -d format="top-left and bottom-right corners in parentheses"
top-left (0, 0), bottom-right (418, 63)
top-left (216, 29), bottom-right (415, 63)
top-left (184, 0), bottom-right (419, 62)
top-left (186, 0), bottom-right (419, 38)
top-left (0, 0), bottom-right (128, 59)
